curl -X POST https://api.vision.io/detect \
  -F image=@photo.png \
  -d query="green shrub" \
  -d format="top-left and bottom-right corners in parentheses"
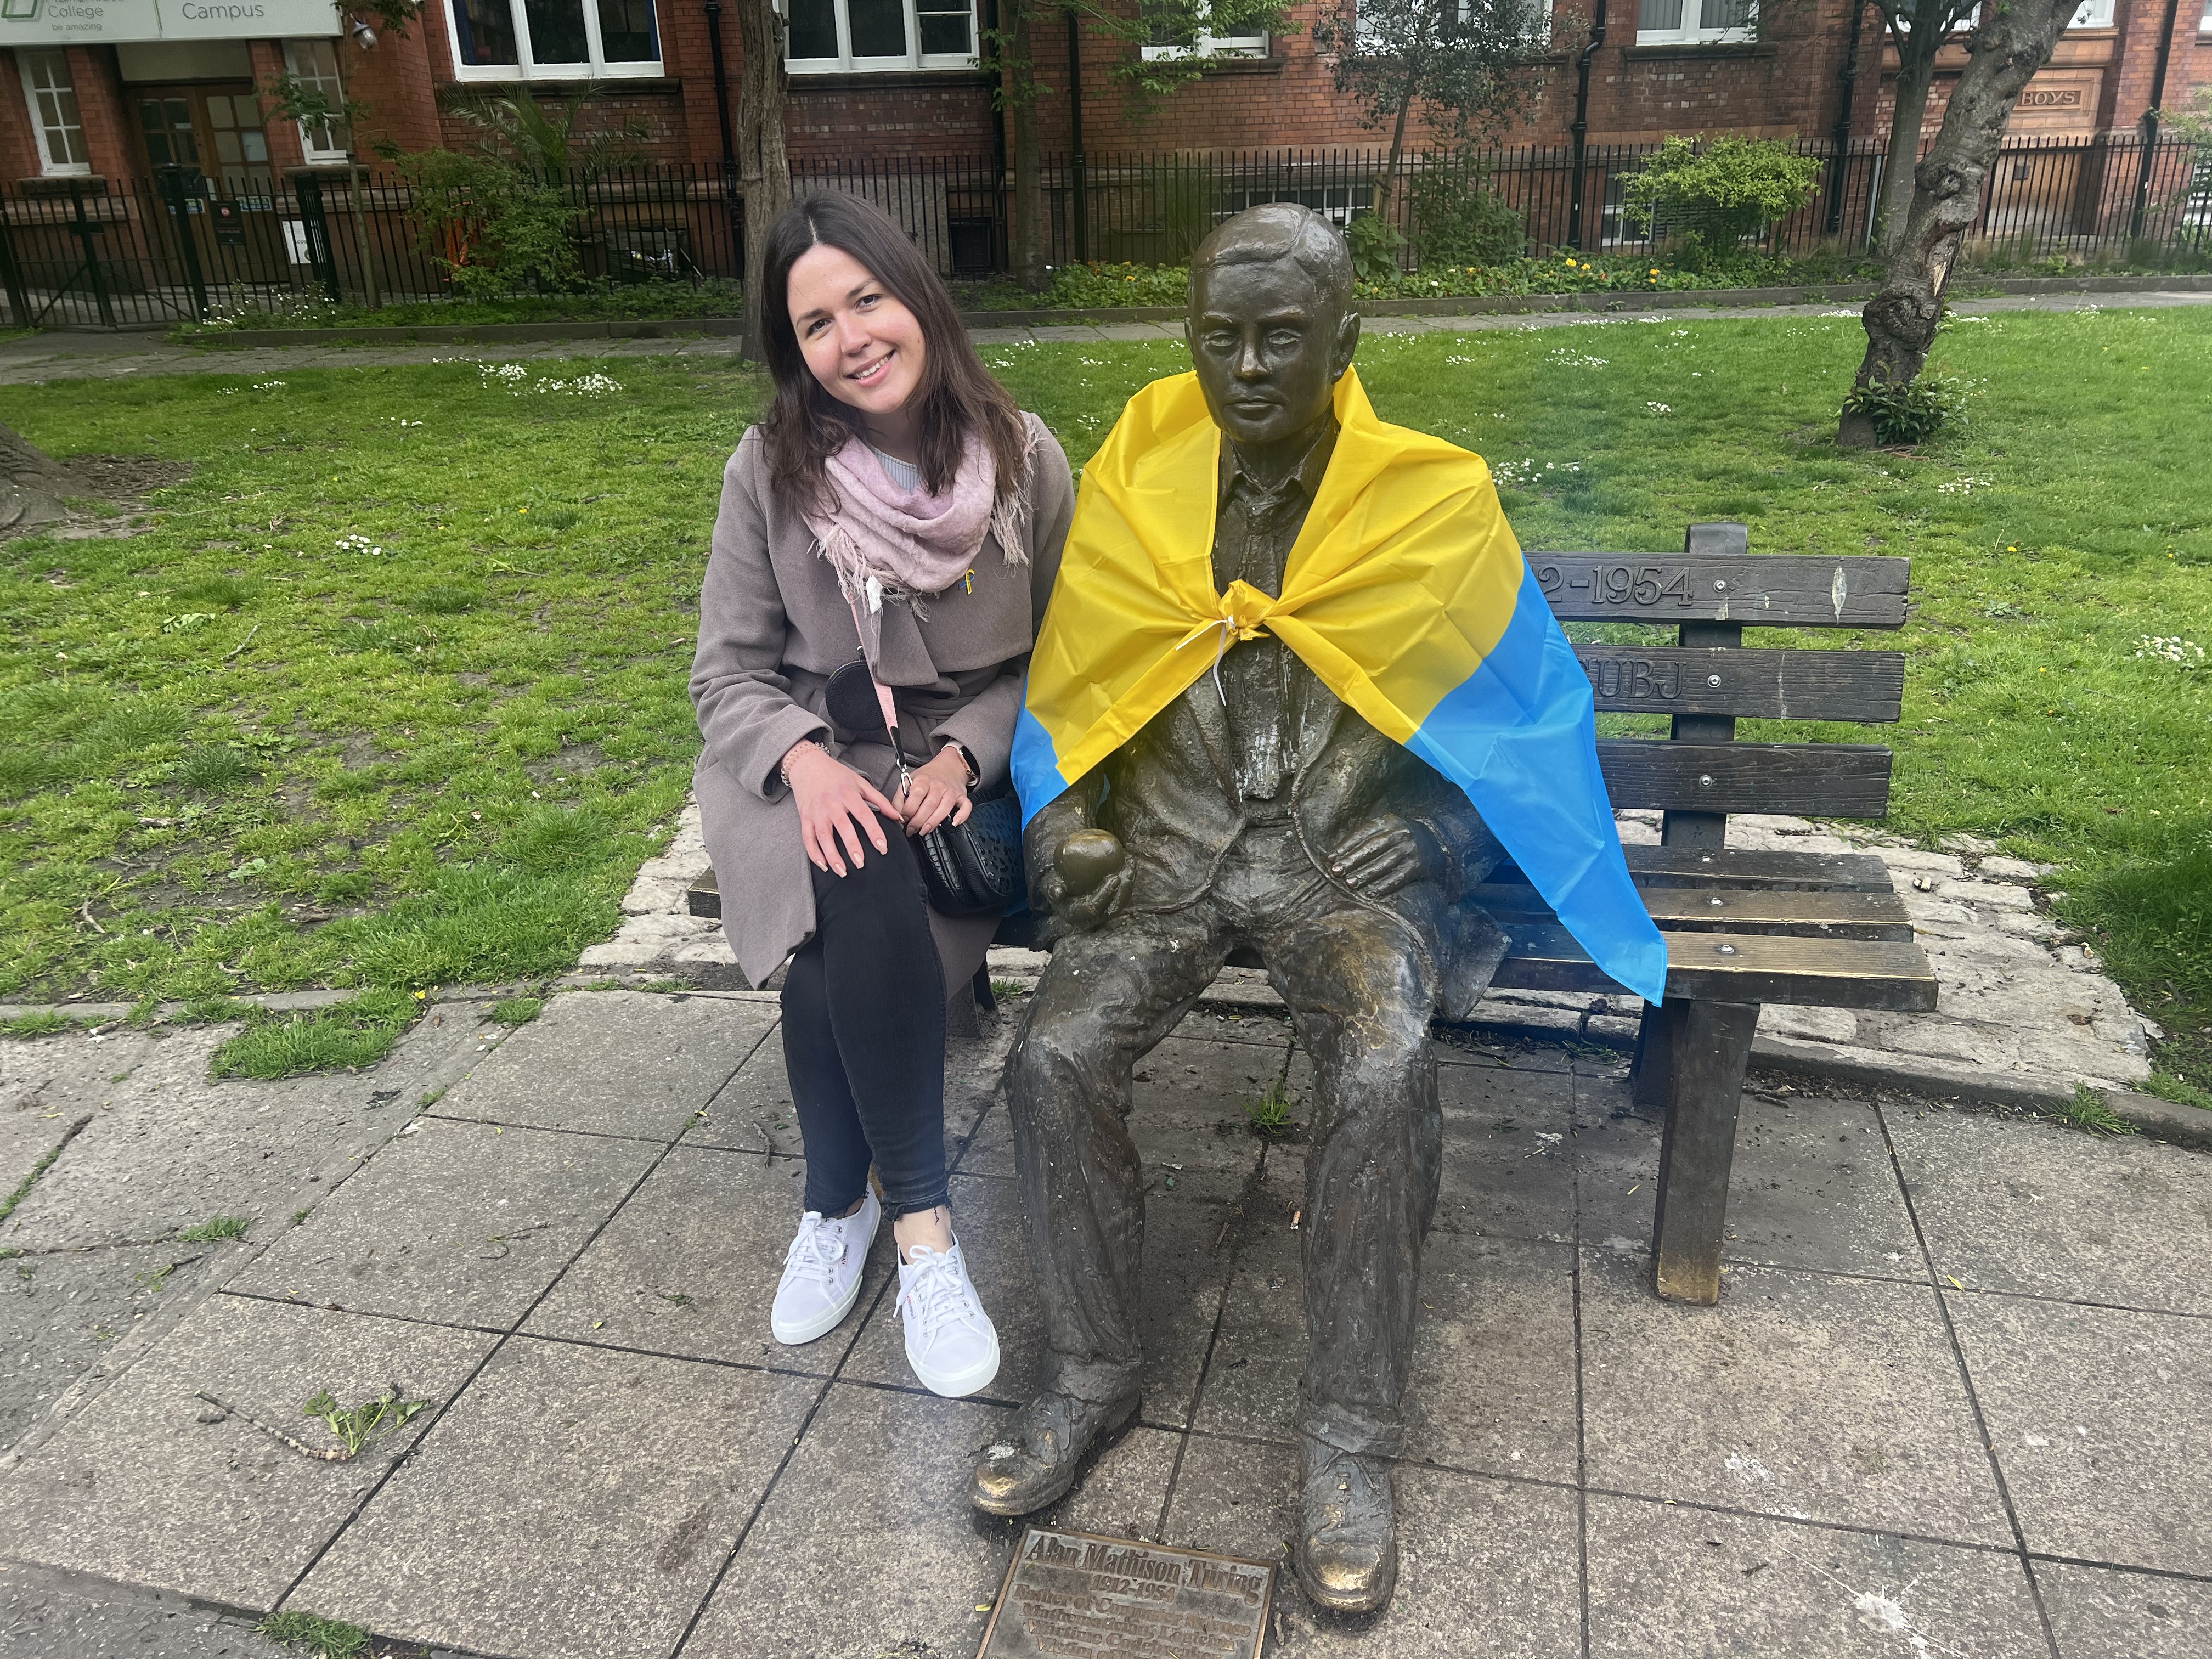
top-left (1346, 212), bottom-right (1407, 282)
top-left (1408, 157), bottom-right (1527, 267)
top-left (396, 148), bottom-right (585, 298)
top-left (1841, 375), bottom-right (1960, 446)
top-left (1621, 136), bottom-right (1823, 265)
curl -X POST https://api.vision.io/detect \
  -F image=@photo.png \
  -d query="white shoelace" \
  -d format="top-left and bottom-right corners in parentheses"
top-left (783, 1213), bottom-right (848, 1290)
top-left (900, 1246), bottom-right (983, 1340)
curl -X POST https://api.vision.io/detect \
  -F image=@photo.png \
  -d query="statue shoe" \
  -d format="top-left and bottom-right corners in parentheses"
top-left (969, 1386), bottom-right (1139, 1517)
top-left (1294, 1440), bottom-right (1399, 1614)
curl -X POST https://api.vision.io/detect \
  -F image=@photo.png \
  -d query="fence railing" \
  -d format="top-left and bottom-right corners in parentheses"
top-left (0, 136), bottom-right (2202, 329)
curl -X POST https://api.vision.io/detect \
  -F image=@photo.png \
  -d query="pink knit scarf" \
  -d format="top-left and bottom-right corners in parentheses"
top-left (805, 421), bottom-right (1032, 611)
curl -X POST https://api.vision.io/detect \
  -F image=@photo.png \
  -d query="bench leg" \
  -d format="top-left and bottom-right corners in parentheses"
top-left (1651, 999), bottom-right (1759, 1306)
top-left (1629, 1003), bottom-right (1671, 1112)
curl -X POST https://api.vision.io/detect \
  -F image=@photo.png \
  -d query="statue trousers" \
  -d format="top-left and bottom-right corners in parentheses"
top-left (1007, 820), bottom-right (1442, 1460)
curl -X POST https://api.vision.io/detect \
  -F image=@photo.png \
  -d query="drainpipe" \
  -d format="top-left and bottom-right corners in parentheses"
top-left (703, 0), bottom-right (743, 279)
top-left (1826, 1), bottom-right (1869, 235)
top-left (2129, 0), bottom-right (2181, 239)
top-left (1067, 7), bottom-right (1087, 262)
top-left (1567, 0), bottom-right (1607, 252)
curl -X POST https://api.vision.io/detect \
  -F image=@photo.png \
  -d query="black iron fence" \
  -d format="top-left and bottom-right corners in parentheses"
top-left (1, 134), bottom-right (2203, 329)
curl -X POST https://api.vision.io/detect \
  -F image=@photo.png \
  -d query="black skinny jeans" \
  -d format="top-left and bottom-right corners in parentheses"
top-left (781, 825), bottom-right (950, 1220)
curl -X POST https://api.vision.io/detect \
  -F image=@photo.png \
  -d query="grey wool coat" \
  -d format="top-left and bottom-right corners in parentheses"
top-left (690, 416), bottom-right (1074, 991)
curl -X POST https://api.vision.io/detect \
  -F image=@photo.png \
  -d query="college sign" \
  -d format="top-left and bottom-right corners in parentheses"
top-left (0, 0), bottom-right (344, 44)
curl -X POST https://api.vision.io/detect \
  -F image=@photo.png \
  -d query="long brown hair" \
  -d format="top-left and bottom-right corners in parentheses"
top-left (759, 194), bottom-right (1027, 511)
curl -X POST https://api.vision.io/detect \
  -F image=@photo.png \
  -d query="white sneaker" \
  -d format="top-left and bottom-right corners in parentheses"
top-left (771, 1191), bottom-right (879, 1345)
top-left (896, 1238), bottom-right (1001, 1398)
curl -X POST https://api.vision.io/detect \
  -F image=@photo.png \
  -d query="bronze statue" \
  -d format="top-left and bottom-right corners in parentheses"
top-left (971, 204), bottom-right (1515, 1614)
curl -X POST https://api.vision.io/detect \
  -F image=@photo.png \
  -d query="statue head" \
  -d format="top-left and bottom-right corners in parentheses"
top-left (1187, 204), bottom-right (1361, 455)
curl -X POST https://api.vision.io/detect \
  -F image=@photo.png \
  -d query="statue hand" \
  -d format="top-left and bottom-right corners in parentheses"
top-left (1325, 815), bottom-right (1437, 896)
top-left (1043, 865), bottom-right (1128, 934)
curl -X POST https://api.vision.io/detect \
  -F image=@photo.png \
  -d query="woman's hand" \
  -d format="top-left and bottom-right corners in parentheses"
top-left (898, 745), bottom-right (973, 836)
top-left (785, 743), bottom-right (898, 876)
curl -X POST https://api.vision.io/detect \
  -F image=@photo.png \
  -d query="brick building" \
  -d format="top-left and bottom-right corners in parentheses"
top-left (0, 0), bottom-right (2200, 191)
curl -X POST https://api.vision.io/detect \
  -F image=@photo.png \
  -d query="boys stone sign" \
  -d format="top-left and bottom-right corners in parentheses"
top-left (977, 1529), bottom-right (1276, 1659)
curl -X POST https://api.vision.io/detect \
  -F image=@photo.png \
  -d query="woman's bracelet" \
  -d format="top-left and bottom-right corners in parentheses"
top-left (778, 739), bottom-right (828, 790)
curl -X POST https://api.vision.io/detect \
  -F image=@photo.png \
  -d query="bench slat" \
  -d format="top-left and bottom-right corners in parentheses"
top-left (1598, 740), bottom-right (1893, 817)
top-left (1578, 646), bottom-right (1905, 722)
top-left (1531, 553), bottom-right (1911, 627)
top-left (1495, 925), bottom-right (1939, 1012)
top-left (1469, 883), bottom-right (1913, 940)
top-left (1618, 845), bottom-right (1896, 890)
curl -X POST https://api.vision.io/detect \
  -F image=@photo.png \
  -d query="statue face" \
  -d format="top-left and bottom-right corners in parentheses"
top-left (1188, 257), bottom-right (1351, 452)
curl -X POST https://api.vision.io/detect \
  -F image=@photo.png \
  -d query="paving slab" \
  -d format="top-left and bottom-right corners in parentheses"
top-left (1886, 1107), bottom-right (2212, 1316)
top-left (2037, 1561), bottom-right (2212, 1659)
top-left (0, 1560), bottom-right (293, 1659)
top-left (523, 1144), bottom-right (889, 1374)
top-left (293, 1335), bottom-right (817, 1659)
top-left (0, 1240), bottom-right (249, 1458)
top-left (1574, 1076), bottom-right (1922, 1280)
top-left (2, 1012), bottom-right (491, 1253)
top-left (0, 1295), bottom-right (490, 1609)
top-left (230, 1117), bottom-right (660, 1328)
top-left (841, 1170), bottom-right (1238, 1426)
top-left (431, 990), bottom-right (773, 1141)
top-left (681, 1380), bottom-right (1179, 1659)
top-left (1948, 1293), bottom-right (2212, 1577)
top-left (1429, 1057), bottom-right (1576, 1243)
top-left (1578, 1251), bottom-right (2012, 1544)
top-left (1161, 1432), bottom-right (1581, 1654)
top-left (1584, 1495), bottom-right (2047, 1658)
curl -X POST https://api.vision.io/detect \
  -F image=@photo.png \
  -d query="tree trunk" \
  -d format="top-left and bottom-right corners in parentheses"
top-left (1379, 67), bottom-right (1417, 229)
top-left (735, 0), bottom-right (792, 363)
top-left (1010, 2), bottom-right (1047, 291)
top-left (0, 422), bottom-right (91, 532)
top-left (1841, 0), bottom-right (2074, 446)
top-left (1875, 37), bottom-right (1942, 257)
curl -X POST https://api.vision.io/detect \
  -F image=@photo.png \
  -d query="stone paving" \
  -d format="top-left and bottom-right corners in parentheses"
top-left (586, 800), bottom-right (2159, 1102)
top-left (3, 986), bottom-right (2207, 1659)
top-left (0, 289), bottom-right (2206, 385)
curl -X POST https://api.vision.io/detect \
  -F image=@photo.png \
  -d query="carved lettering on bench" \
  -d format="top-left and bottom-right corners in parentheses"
top-left (1584, 656), bottom-right (1681, 701)
top-left (1535, 561), bottom-right (1697, 607)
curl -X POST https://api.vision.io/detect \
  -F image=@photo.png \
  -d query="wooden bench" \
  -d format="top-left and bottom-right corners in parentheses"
top-left (688, 521), bottom-right (1938, 1306)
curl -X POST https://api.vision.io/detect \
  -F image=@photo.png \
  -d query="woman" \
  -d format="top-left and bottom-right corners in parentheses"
top-left (690, 194), bottom-right (1072, 1399)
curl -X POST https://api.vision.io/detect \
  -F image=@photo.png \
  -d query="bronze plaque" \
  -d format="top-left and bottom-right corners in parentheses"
top-left (977, 1527), bottom-right (1276, 1659)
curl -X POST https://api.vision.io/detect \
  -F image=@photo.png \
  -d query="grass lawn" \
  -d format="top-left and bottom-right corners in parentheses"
top-left (3, 309), bottom-right (2207, 1101)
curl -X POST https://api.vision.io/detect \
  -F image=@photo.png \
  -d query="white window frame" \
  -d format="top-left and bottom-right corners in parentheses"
top-left (782, 0), bottom-right (980, 73)
top-left (446, 0), bottom-right (665, 81)
top-left (2066, 0), bottom-right (2114, 25)
top-left (283, 39), bottom-right (353, 165)
top-left (1140, 2), bottom-right (1267, 61)
top-left (1634, 0), bottom-right (1754, 46)
top-left (18, 48), bottom-right (91, 177)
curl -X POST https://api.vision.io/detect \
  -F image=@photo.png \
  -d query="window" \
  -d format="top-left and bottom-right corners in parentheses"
top-left (2066, 0), bottom-right (2113, 25)
top-left (784, 0), bottom-right (978, 70)
top-left (284, 39), bottom-right (352, 164)
top-left (19, 49), bottom-right (89, 176)
top-left (1141, 1), bottom-right (1267, 61)
top-left (448, 0), bottom-right (663, 78)
top-left (1635, 0), bottom-right (1753, 44)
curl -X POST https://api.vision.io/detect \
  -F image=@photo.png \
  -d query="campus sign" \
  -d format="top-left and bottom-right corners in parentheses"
top-left (0, 0), bottom-right (343, 46)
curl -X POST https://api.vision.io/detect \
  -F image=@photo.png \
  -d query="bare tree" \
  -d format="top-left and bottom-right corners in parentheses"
top-left (735, 0), bottom-right (793, 359)
top-left (1865, 0), bottom-right (1982, 255)
top-left (1311, 0), bottom-right (1553, 211)
top-left (1841, 0), bottom-right (2075, 445)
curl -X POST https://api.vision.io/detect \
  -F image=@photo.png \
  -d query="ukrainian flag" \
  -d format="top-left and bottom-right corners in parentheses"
top-left (1013, 366), bottom-right (1666, 1006)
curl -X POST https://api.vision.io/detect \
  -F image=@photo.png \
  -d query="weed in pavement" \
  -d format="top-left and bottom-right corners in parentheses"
top-left (1244, 1079), bottom-right (1302, 1141)
top-left (1, 1009), bottom-right (74, 1038)
top-left (178, 1213), bottom-right (252, 1242)
top-left (2057, 1085), bottom-right (2137, 1136)
top-left (208, 988), bottom-right (422, 1079)
top-left (489, 994), bottom-right (544, 1026)
top-left (255, 1610), bottom-right (373, 1658)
